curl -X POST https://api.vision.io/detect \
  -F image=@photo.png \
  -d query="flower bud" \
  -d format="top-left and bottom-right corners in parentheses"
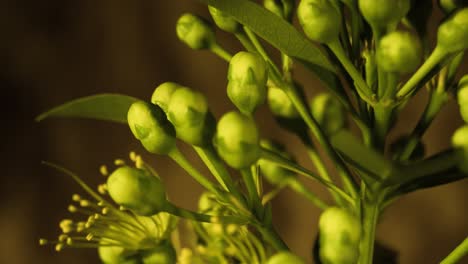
top-left (167, 87), bottom-right (215, 146)
top-left (267, 86), bottom-right (300, 118)
top-left (439, 0), bottom-right (468, 13)
top-left (319, 207), bottom-right (361, 264)
top-left (141, 241), bottom-right (177, 264)
top-left (98, 246), bottom-right (139, 264)
top-left (151, 82), bottom-right (183, 112)
top-left (107, 166), bottom-right (167, 216)
top-left (457, 75), bottom-right (468, 122)
top-left (176, 13), bottom-right (216, 50)
top-left (208, 6), bottom-right (240, 33)
top-left (227, 51), bottom-right (268, 114)
top-left (437, 8), bottom-right (468, 53)
top-left (198, 192), bottom-right (218, 212)
top-left (377, 31), bottom-right (422, 73)
top-left (297, 0), bottom-right (342, 44)
top-left (214, 111), bottom-right (261, 169)
top-left (358, 0), bottom-right (410, 29)
top-left (127, 101), bottom-right (176, 155)
top-left (266, 251), bottom-right (306, 264)
top-left (264, 0), bottom-right (295, 21)
top-left (258, 139), bottom-right (296, 185)
top-left (451, 125), bottom-right (468, 173)
top-left (310, 93), bottom-right (346, 135)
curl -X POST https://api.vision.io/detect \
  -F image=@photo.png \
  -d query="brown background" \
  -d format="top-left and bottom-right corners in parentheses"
top-left (1, 0), bottom-right (467, 263)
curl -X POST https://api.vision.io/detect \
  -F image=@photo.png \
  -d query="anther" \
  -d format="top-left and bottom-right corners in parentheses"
top-left (99, 165), bottom-right (109, 176)
top-left (114, 159), bottom-right (125, 166)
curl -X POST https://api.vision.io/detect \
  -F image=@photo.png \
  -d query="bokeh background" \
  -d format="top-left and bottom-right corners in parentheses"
top-left (2, 0), bottom-right (467, 263)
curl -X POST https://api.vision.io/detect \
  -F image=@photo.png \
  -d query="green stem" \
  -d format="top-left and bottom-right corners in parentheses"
top-left (396, 46), bottom-right (447, 98)
top-left (193, 146), bottom-right (240, 196)
top-left (327, 38), bottom-right (374, 104)
top-left (164, 203), bottom-right (248, 225)
top-left (305, 146), bottom-right (344, 206)
top-left (260, 148), bottom-right (355, 206)
top-left (287, 179), bottom-right (328, 210)
top-left (373, 105), bottom-right (392, 150)
top-left (243, 26), bottom-right (282, 78)
top-left (359, 199), bottom-right (380, 264)
top-left (261, 183), bottom-right (287, 205)
top-left (168, 148), bottom-right (218, 194)
top-left (440, 236), bottom-right (468, 264)
top-left (241, 168), bottom-right (261, 211)
top-left (398, 88), bottom-right (448, 161)
top-left (255, 224), bottom-right (289, 251)
top-left (280, 83), bottom-right (359, 198)
top-left (210, 43), bottom-right (232, 62)
top-left (235, 29), bottom-right (257, 53)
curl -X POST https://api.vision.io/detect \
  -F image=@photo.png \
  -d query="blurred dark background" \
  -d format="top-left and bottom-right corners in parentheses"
top-left (1, 0), bottom-right (467, 263)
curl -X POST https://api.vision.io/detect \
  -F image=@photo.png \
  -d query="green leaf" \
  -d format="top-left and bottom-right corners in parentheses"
top-left (199, 0), bottom-right (335, 72)
top-left (330, 130), bottom-right (395, 181)
top-left (36, 94), bottom-right (139, 123)
top-left (394, 167), bottom-right (467, 196)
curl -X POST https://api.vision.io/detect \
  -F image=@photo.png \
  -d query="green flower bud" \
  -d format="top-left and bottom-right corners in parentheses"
top-left (176, 13), bottom-right (216, 50)
top-left (208, 6), bottom-right (240, 33)
top-left (227, 51), bottom-right (268, 114)
top-left (258, 139), bottom-right (296, 185)
top-left (151, 82), bottom-right (183, 112)
top-left (198, 191), bottom-right (218, 212)
top-left (266, 251), bottom-right (306, 264)
top-left (310, 93), bottom-right (346, 135)
top-left (167, 87), bottom-right (215, 146)
top-left (127, 101), bottom-right (176, 155)
top-left (141, 241), bottom-right (177, 264)
top-left (439, 0), bottom-right (468, 13)
top-left (98, 246), bottom-right (139, 264)
top-left (297, 0), bottom-right (342, 43)
top-left (267, 85), bottom-right (300, 118)
top-left (457, 75), bottom-right (468, 122)
top-left (318, 207), bottom-right (361, 264)
top-left (107, 166), bottom-right (167, 216)
top-left (451, 125), bottom-right (468, 173)
top-left (214, 111), bottom-right (261, 169)
top-left (376, 31), bottom-right (422, 73)
top-left (264, 0), bottom-right (295, 21)
top-left (358, 0), bottom-right (410, 29)
top-left (437, 8), bottom-right (468, 53)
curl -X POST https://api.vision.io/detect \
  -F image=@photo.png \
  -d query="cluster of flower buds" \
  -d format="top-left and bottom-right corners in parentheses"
top-left (40, 1), bottom-right (468, 263)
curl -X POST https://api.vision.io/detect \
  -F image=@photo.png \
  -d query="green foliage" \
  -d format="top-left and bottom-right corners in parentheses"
top-left (36, 94), bottom-right (138, 123)
top-left (39, 1), bottom-right (468, 263)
